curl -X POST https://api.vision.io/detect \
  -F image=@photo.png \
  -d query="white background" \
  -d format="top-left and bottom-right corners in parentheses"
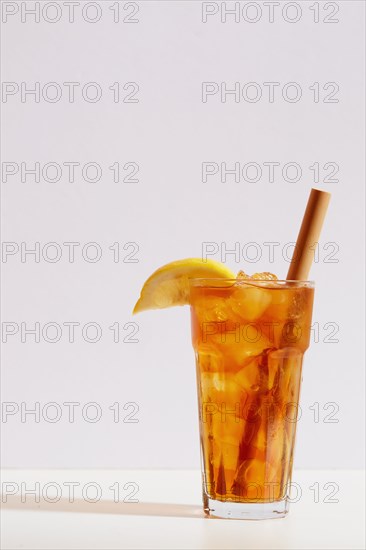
top-left (1, 0), bottom-right (365, 471)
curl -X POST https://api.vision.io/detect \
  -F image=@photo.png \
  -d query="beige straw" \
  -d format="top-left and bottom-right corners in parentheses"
top-left (287, 188), bottom-right (331, 281)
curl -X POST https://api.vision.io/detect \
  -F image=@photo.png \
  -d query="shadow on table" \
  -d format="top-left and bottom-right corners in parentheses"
top-left (1, 496), bottom-right (205, 519)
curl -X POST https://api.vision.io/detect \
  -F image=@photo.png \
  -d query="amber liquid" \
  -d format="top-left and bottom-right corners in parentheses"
top-left (191, 281), bottom-right (314, 504)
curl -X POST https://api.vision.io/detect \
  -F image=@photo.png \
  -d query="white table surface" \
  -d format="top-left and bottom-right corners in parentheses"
top-left (1, 469), bottom-right (365, 550)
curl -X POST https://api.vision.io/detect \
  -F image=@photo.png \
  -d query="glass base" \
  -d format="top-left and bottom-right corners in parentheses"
top-left (204, 496), bottom-right (289, 520)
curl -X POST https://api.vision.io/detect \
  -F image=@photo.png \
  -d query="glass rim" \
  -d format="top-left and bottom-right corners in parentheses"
top-left (189, 278), bottom-right (315, 287)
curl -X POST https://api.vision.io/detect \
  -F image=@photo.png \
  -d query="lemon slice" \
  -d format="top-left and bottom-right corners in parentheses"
top-left (133, 258), bottom-right (235, 313)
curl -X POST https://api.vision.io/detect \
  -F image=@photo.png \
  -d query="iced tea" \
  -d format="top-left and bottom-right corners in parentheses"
top-left (190, 277), bottom-right (314, 519)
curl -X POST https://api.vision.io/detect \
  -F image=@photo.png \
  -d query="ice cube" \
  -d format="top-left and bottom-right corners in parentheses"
top-left (196, 346), bottom-right (223, 373)
top-left (232, 458), bottom-right (266, 499)
top-left (237, 270), bottom-right (250, 280)
top-left (228, 285), bottom-right (272, 322)
top-left (251, 272), bottom-right (278, 281)
top-left (234, 358), bottom-right (261, 391)
top-left (237, 271), bottom-right (278, 281)
top-left (268, 348), bottom-right (303, 402)
top-left (195, 295), bottom-right (231, 323)
top-left (200, 372), bottom-right (247, 408)
top-left (212, 441), bottom-right (239, 471)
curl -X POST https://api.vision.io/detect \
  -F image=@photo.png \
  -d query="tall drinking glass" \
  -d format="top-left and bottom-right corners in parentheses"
top-left (190, 278), bottom-right (314, 519)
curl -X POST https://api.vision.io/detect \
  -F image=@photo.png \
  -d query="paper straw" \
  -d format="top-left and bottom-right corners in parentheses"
top-left (287, 188), bottom-right (331, 281)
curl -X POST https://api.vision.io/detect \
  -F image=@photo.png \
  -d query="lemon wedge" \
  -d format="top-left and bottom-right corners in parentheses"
top-left (133, 258), bottom-right (235, 314)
